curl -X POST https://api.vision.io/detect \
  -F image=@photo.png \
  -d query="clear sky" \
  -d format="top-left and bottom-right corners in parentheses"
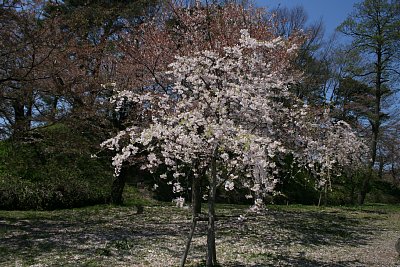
top-left (255, 0), bottom-right (361, 38)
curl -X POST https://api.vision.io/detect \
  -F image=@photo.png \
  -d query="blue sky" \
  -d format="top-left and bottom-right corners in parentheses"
top-left (255, 0), bottom-right (361, 38)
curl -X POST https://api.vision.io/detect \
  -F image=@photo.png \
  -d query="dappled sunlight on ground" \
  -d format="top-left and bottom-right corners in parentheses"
top-left (0, 204), bottom-right (399, 266)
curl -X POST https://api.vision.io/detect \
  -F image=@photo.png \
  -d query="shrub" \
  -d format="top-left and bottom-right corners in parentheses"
top-left (0, 124), bottom-right (113, 210)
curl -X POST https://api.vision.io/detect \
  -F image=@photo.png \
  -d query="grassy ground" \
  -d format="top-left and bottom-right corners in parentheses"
top-left (0, 200), bottom-right (399, 266)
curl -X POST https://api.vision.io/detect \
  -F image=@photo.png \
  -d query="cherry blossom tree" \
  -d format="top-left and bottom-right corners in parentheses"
top-left (102, 22), bottom-right (366, 264)
top-left (291, 108), bottom-right (369, 205)
top-left (110, 2), bottom-right (285, 207)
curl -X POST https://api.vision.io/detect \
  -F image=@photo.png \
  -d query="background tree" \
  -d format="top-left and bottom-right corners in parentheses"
top-left (338, 0), bottom-right (400, 204)
top-left (0, 2), bottom-right (65, 138)
top-left (270, 5), bottom-right (328, 105)
top-left (0, 0), bottom-right (162, 208)
top-left (41, 0), bottom-right (161, 204)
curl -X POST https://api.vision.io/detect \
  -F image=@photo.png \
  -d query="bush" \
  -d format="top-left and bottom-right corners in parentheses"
top-left (0, 124), bottom-right (113, 210)
top-left (0, 176), bottom-right (110, 210)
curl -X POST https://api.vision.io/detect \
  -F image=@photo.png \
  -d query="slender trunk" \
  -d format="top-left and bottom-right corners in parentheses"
top-left (349, 174), bottom-right (356, 205)
top-left (318, 190), bottom-right (322, 207)
top-left (25, 100), bottom-right (32, 127)
top-left (51, 96), bottom-right (59, 121)
top-left (317, 183), bottom-right (328, 207)
top-left (180, 175), bottom-right (202, 267)
top-left (378, 156), bottom-right (384, 180)
top-left (206, 148), bottom-right (218, 267)
top-left (180, 217), bottom-right (198, 267)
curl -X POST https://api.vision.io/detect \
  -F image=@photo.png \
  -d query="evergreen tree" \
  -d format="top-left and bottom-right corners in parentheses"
top-left (338, 0), bottom-right (400, 204)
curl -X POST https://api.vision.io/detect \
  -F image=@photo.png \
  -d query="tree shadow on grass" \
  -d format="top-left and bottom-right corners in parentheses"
top-left (269, 209), bottom-right (379, 247)
top-left (0, 205), bottom-right (390, 266)
top-left (218, 208), bottom-right (379, 249)
top-left (0, 206), bottom-right (188, 265)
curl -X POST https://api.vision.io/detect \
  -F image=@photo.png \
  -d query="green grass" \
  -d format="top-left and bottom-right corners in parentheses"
top-left (0, 203), bottom-right (399, 266)
top-left (122, 185), bottom-right (157, 207)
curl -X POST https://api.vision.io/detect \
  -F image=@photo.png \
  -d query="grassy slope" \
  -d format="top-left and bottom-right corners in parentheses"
top-left (0, 202), bottom-right (399, 266)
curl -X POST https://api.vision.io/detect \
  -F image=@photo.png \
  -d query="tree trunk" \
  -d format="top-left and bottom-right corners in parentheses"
top-left (359, 117), bottom-right (379, 205)
top-left (378, 156), bottom-right (384, 180)
top-left (110, 165), bottom-right (128, 205)
top-left (349, 174), bottom-right (356, 205)
top-left (180, 217), bottom-right (198, 267)
top-left (180, 175), bottom-right (203, 267)
top-left (51, 96), bottom-right (59, 121)
top-left (206, 148), bottom-right (218, 267)
top-left (359, 40), bottom-right (383, 205)
top-left (192, 176), bottom-right (202, 216)
top-left (318, 190), bottom-right (322, 207)
top-left (12, 100), bottom-right (30, 138)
